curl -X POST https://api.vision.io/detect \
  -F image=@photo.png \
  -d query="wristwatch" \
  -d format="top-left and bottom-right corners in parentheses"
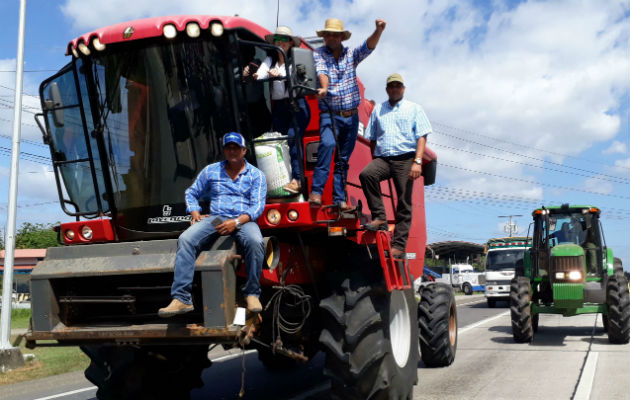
top-left (234, 219), bottom-right (241, 230)
top-left (414, 157), bottom-right (423, 165)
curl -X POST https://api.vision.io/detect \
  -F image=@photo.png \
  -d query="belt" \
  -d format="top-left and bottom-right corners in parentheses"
top-left (332, 109), bottom-right (358, 117)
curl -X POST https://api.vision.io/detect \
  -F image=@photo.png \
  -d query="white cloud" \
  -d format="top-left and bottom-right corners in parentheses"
top-left (603, 140), bottom-right (628, 155)
top-left (56, 0), bottom-right (628, 202)
top-left (584, 175), bottom-right (614, 195)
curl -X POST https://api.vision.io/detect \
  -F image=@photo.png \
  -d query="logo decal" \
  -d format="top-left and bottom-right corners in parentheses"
top-left (123, 26), bottom-right (134, 39)
top-left (162, 205), bottom-right (172, 217)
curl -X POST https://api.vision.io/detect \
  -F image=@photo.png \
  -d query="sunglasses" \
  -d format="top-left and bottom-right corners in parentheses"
top-left (274, 35), bottom-right (291, 43)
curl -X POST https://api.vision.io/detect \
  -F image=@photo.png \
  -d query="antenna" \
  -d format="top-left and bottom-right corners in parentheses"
top-left (276, 0), bottom-right (280, 28)
top-left (499, 215), bottom-right (523, 237)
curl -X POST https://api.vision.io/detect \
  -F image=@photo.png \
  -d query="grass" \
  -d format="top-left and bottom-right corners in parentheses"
top-left (0, 309), bottom-right (90, 386)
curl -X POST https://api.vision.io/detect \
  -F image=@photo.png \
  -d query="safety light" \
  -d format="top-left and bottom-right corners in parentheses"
top-left (210, 22), bottom-right (224, 37)
top-left (81, 225), bottom-right (93, 240)
top-left (92, 38), bottom-right (106, 51)
top-left (328, 226), bottom-right (346, 237)
top-left (555, 272), bottom-right (565, 280)
top-left (78, 42), bottom-right (91, 56)
top-left (287, 209), bottom-right (299, 221)
top-left (64, 229), bottom-right (75, 240)
top-left (186, 22), bottom-right (201, 38)
top-left (266, 209), bottom-right (281, 225)
top-left (163, 24), bottom-right (177, 39)
top-left (568, 270), bottom-right (582, 281)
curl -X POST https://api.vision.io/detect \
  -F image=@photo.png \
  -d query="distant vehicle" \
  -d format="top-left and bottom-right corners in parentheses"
top-left (418, 263), bottom-right (485, 295)
top-left (484, 237), bottom-right (531, 307)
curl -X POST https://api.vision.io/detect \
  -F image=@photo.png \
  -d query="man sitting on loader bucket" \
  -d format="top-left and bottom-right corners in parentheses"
top-left (159, 132), bottom-right (267, 316)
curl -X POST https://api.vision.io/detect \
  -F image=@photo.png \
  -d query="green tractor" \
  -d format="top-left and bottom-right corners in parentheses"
top-left (510, 204), bottom-right (630, 343)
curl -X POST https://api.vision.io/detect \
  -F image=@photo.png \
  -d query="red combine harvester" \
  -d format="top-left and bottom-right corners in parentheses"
top-left (27, 15), bottom-right (456, 399)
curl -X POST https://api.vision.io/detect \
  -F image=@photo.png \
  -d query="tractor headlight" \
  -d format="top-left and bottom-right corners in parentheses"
top-left (568, 270), bottom-right (582, 281)
top-left (81, 225), bottom-right (93, 240)
top-left (163, 24), bottom-right (177, 39)
top-left (266, 209), bottom-right (281, 225)
top-left (64, 229), bottom-right (75, 240)
top-left (555, 272), bottom-right (565, 280)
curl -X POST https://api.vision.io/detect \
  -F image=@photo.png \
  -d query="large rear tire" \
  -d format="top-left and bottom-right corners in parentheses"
top-left (82, 345), bottom-right (211, 400)
top-left (510, 277), bottom-right (533, 343)
top-left (606, 272), bottom-right (630, 344)
top-left (418, 283), bottom-right (457, 367)
top-left (319, 278), bottom-right (419, 400)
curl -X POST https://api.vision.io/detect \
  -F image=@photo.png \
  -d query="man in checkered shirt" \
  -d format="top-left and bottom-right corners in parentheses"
top-left (309, 17), bottom-right (386, 210)
top-left (159, 132), bottom-right (267, 316)
top-left (360, 73), bottom-right (432, 259)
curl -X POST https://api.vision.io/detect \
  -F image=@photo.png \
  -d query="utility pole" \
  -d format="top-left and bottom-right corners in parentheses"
top-left (0, 0), bottom-right (27, 371)
top-left (499, 215), bottom-right (522, 237)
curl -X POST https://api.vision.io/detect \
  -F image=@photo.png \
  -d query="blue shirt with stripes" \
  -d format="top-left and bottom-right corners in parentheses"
top-left (185, 160), bottom-right (267, 220)
top-left (314, 41), bottom-right (373, 111)
top-left (364, 99), bottom-right (432, 157)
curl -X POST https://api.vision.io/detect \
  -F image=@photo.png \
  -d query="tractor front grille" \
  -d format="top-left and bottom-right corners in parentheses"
top-left (551, 255), bottom-right (584, 273)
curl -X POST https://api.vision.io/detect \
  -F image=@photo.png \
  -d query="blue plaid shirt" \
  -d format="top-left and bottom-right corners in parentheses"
top-left (364, 99), bottom-right (432, 157)
top-left (314, 41), bottom-right (373, 111)
top-left (185, 160), bottom-right (267, 220)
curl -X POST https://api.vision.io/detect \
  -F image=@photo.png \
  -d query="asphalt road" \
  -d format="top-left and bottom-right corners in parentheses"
top-left (2, 294), bottom-right (628, 400)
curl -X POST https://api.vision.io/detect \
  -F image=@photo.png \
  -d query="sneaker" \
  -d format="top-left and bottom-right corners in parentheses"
top-left (338, 201), bottom-right (356, 212)
top-left (308, 193), bottom-right (322, 207)
top-left (283, 180), bottom-right (301, 194)
top-left (246, 295), bottom-right (263, 313)
top-left (158, 298), bottom-right (194, 318)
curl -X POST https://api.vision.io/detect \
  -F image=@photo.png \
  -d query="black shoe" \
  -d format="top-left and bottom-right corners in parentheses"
top-left (364, 219), bottom-right (388, 231)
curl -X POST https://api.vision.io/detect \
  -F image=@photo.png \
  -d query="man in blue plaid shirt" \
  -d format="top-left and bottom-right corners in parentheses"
top-left (360, 73), bottom-right (432, 259)
top-left (159, 132), bottom-right (267, 316)
top-left (309, 18), bottom-right (386, 210)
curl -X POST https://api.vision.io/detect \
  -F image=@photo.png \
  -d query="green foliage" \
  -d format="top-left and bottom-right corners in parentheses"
top-left (13, 223), bottom-right (59, 249)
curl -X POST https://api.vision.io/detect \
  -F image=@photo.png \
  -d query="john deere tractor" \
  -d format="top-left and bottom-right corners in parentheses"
top-left (510, 204), bottom-right (630, 343)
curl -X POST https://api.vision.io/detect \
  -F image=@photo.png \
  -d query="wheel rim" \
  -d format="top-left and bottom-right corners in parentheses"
top-left (448, 303), bottom-right (457, 346)
top-left (389, 291), bottom-right (411, 368)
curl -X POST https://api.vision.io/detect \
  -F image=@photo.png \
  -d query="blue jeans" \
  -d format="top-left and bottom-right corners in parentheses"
top-left (272, 98), bottom-right (310, 180)
top-left (171, 216), bottom-right (265, 304)
top-left (311, 112), bottom-right (359, 203)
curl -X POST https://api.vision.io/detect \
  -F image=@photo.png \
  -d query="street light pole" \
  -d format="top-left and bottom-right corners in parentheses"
top-left (0, 0), bottom-right (27, 371)
top-left (499, 215), bottom-right (523, 237)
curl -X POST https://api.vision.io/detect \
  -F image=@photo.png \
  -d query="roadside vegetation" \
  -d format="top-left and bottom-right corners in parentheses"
top-left (0, 309), bottom-right (89, 385)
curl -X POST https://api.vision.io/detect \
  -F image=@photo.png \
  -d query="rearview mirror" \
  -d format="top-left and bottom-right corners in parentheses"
top-left (290, 48), bottom-right (317, 97)
top-left (47, 82), bottom-right (65, 127)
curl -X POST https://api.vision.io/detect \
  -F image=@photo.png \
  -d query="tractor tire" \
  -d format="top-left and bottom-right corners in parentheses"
top-left (613, 257), bottom-right (623, 274)
top-left (532, 313), bottom-right (539, 333)
top-left (418, 283), bottom-right (457, 367)
top-left (462, 283), bottom-right (473, 296)
top-left (510, 277), bottom-right (534, 343)
top-left (602, 314), bottom-right (609, 333)
top-left (319, 279), bottom-right (419, 400)
top-left (82, 345), bottom-right (211, 400)
top-left (605, 272), bottom-right (630, 344)
top-left (487, 299), bottom-right (496, 308)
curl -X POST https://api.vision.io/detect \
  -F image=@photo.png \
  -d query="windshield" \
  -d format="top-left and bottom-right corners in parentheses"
top-left (486, 249), bottom-right (525, 271)
top-left (547, 212), bottom-right (592, 246)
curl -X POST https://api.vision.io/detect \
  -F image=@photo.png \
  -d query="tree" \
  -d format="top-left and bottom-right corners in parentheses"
top-left (13, 222), bottom-right (60, 249)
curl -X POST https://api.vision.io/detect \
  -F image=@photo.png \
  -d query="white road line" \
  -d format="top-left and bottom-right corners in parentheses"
top-left (32, 386), bottom-right (96, 400)
top-left (457, 299), bottom-right (487, 307)
top-left (574, 351), bottom-right (599, 400)
top-left (458, 311), bottom-right (510, 334)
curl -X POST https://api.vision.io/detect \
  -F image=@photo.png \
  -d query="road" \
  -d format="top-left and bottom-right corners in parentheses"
top-left (1, 294), bottom-right (628, 400)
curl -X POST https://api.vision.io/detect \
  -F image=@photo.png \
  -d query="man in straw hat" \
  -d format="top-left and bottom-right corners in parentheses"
top-left (359, 73), bottom-right (432, 259)
top-left (308, 18), bottom-right (386, 210)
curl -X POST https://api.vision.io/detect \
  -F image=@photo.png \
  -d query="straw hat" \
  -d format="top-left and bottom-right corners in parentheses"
top-left (386, 73), bottom-right (405, 85)
top-left (316, 18), bottom-right (351, 41)
top-left (265, 26), bottom-right (301, 46)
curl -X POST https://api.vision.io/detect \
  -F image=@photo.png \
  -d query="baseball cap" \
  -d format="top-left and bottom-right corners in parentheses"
top-left (386, 73), bottom-right (404, 85)
top-left (222, 132), bottom-right (246, 148)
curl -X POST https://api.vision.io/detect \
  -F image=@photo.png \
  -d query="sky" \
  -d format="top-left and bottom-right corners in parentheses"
top-left (0, 0), bottom-right (628, 269)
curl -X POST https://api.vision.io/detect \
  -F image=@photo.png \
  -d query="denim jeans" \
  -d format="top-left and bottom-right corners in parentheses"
top-left (171, 216), bottom-right (265, 304)
top-left (311, 112), bottom-right (359, 203)
top-left (272, 98), bottom-right (311, 180)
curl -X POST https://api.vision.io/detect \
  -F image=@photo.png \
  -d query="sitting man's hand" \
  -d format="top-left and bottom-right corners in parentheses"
top-left (190, 211), bottom-right (207, 225)
top-left (216, 219), bottom-right (237, 235)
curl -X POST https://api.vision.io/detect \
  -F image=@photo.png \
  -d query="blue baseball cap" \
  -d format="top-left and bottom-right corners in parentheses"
top-left (222, 132), bottom-right (246, 148)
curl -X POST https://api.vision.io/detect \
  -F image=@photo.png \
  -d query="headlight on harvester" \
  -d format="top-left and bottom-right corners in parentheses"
top-left (568, 270), bottom-right (582, 281)
top-left (81, 225), bottom-right (93, 240)
top-left (186, 22), bottom-right (201, 38)
top-left (64, 229), bottom-right (75, 240)
top-left (163, 24), bottom-right (177, 39)
top-left (210, 22), bottom-right (224, 37)
top-left (266, 209), bottom-right (281, 225)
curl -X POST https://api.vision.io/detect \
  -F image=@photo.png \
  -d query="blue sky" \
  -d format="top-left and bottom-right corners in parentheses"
top-left (0, 0), bottom-right (628, 269)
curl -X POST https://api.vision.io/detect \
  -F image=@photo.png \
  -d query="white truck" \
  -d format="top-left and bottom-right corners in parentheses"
top-left (418, 263), bottom-right (485, 295)
top-left (484, 237), bottom-right (531, 307)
